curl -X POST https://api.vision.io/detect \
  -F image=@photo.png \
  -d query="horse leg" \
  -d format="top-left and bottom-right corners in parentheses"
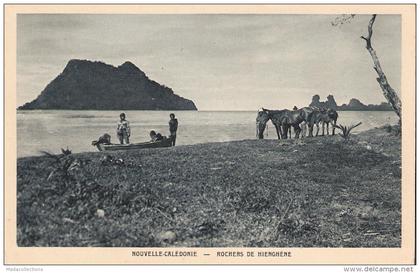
top-left (274, 124), bottom-right (281, 140)
top-left (280, 124), bottom-right (286, 139)
top-left (315, 123), bottom-right (319, 136)
top-left (281, 124), bottom-right (289, 139)
top-left (326, 122), bottom-right (330, 135)
top-left (301, 122), bottom-right (307, 138)
top-left (332, 120), bottom-right (336, 135)
top-left (321, 122), bottom-right (325, 136)
top-left (294, 125), bottom-right (301, 139)
top-left (307, 123), bottom-right (313, 137)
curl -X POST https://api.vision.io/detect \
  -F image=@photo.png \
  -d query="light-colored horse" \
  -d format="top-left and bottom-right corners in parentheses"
top-left (300, 108), bottom-right (339, 137)
top-left (314, 108), bottom-right (339, 136)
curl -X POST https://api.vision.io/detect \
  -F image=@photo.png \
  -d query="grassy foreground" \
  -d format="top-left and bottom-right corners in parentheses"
top-left (17, 126), bottom-right (401, 247)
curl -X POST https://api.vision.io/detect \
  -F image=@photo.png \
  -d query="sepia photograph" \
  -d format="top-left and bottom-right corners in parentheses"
top-left (4, 4), bottom-right (416, 265)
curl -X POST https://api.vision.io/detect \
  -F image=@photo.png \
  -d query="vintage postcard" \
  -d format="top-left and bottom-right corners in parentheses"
top-left (4, 4), bottom-right (416, 265)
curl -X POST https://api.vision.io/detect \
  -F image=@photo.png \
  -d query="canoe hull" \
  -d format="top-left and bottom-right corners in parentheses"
top-left (96, 138), bottom-right (172, 151)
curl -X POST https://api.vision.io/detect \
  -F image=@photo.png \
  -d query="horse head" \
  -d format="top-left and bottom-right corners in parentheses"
top-left (256, 108), bottom-right (271, 139)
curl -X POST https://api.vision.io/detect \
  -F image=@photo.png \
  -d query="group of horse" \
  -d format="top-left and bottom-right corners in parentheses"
top-left (256, 107), bottom-right (339, 139)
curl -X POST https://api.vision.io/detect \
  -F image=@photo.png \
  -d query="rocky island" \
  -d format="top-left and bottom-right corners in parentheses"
top-left (18, 59), bottom-right (197, 110)
top-left (309, 94), bottom-right (393, 111)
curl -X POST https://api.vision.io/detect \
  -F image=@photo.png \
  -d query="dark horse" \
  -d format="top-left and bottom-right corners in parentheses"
top-left (256, 107), bottom-right (316, 139)
top-left (326, 109), bottom-right (339, 135)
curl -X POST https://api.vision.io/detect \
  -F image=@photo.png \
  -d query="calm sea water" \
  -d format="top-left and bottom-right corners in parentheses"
top-left (17, 110), bottom-right (398, 158)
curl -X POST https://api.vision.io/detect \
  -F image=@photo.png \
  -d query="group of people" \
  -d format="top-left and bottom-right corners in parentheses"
top-left (116, 112), bottom-right (178, 146)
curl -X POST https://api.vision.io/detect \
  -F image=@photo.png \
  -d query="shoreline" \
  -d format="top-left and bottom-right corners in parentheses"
top-left (17, 125), bottom-right (398, 160)
top-left (17, 126), bottom-right (401, 247)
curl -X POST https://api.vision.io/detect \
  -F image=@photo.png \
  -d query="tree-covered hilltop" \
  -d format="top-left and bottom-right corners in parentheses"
top-left (309, 94), bottom-right (393, 111)
top-left (18, 59), bottom-right (197, 110)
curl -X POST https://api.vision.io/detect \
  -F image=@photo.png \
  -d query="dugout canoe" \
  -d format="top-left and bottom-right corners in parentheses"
top-left (95, 137), bottom-right (173, 151)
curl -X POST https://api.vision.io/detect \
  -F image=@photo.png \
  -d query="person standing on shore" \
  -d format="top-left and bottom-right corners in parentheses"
top-left (117, 113), bottom-right (131, 144)
top-left (169, 113), bottom-right (178, 146)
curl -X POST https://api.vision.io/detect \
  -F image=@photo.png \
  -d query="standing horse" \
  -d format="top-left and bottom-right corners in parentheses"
top-left (256, 109), bottom-right (287, 139)
top-left (312, 108), bottom-right (330, 136)
top-left (302, 108), bottom-right (339, 137)
top-left (315, 108), bottom-right (339, 136)
top-left (326, 109), bottom-right (339, 135)
top-left (256, 107), bottom-right (316, 139)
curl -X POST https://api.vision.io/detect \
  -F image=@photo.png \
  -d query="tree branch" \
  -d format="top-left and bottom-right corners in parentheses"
top-left (360, 14), bottom-right (376, 49)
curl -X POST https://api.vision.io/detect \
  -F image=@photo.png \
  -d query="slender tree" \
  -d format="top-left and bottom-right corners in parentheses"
top-left (333, 14), bottom-right (402, 126)
top-left (360, 15), bottom-right (402, 123)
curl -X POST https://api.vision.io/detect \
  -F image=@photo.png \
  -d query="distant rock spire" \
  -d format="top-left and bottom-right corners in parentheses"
top-left (308, 93), bottom-right (392, 111)
top-left (309, 94), bottom-right (337, 110)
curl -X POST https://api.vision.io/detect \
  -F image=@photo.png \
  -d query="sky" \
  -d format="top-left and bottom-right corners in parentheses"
top-left (17, 14), bottom-right (401, 111)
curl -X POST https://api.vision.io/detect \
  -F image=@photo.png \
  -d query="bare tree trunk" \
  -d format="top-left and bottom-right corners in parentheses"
top-left (361, 14), bottom-right (402, 122)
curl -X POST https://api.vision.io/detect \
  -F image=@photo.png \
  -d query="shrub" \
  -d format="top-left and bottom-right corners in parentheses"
top-left (333, 122), bottom-right (362, 140)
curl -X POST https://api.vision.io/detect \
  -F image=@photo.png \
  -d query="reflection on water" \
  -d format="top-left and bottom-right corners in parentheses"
top-left (17, 110), bottom-right (399, 158)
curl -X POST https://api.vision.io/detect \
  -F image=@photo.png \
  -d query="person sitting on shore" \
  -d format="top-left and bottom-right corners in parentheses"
top-left (117, 113), bottom-right (130, 144)
top-left (92, 133), bottom-right (111, 146)
top-left (150, 130), bottom-right (163, 142)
